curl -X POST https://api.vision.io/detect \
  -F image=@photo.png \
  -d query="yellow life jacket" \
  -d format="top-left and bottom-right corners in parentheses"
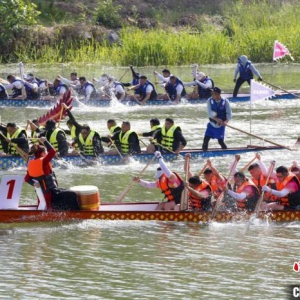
top-left (119, 130), bottom-right (133, 154)
top-left (78, 130), bottom-right (96, 155)
top-left (161, 125), bottom-right (178, 151)
top-left (109, 125), bottom-right (119, 135)
top-left (49, 128), bottom-right (65, 151)
top-left (7, 128), bottom-right (26, 155)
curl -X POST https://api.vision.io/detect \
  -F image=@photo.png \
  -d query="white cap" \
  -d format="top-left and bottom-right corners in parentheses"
top-left (197, 72), bottom-right (205, 80)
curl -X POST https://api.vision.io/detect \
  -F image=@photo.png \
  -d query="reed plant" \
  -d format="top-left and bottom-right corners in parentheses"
top-left (11, 1), bottom-right (300, 65)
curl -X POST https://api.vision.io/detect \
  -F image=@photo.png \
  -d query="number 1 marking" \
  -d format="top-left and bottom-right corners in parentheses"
top-left (6, 179), bottom-right (16, 200)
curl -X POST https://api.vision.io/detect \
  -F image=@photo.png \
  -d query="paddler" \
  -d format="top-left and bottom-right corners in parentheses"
top-left (107, 121), bottom-right (141, 155)
top-left (134, 151), bottom-right (184, 211)
top-left (0, 122), bottom-right (29, 155)
top-left (154, 118), bottom-right (187, 154)
top-left (224, 171), bottom-right (260, 211)
top-left (261, 166), bottom-right (300, 211)
top-left (25, 137), bottom-right (80, 210)
top-left (183, 154), bottom-right (212, 211)
top-left (139, 118), bottom-right (161, 153)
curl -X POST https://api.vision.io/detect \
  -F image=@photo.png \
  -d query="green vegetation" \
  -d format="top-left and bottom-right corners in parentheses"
top-left (2, 0), bottom-right (300, 65)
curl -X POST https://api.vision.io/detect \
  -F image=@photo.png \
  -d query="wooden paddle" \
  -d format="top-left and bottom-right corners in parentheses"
top-left (153, 141), bottom-right (184, 158)
top-left (209, 156), bottom-right (239, 220)
top-left (118, 68), bottom-right (129, 82)
top-left (108, 137), bottom-right (124, 159)
top-left (72, 148), bottom-right (96, 166)
top-left (115, 155), bottom-right (156, 202)
top-left (225, 123), bottom-right (292, 150)
top-left (253, 160), bottom-right (276, 218)
top-left (19, 62), bottom-right (26, 100)
top-left (198, 162), bottom-right (208, 177)
top-left (240, 155), bottom-right (257, 172)
top-left (262, 80), bottom-right (300, 99)
top-left (180, 155), bottom-right (190, 210)
top-left (57, 106), bottom-right (64, 128)
top-left (0, 131), bottom-right (29, 162)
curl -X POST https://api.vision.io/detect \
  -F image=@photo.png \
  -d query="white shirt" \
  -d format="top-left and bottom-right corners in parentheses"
top-left (4, 80), bottom-right (23, 90)
top-left (60, 76), bottom-right (80, 86)
top-left (146, 84), bottom-right (154, 94)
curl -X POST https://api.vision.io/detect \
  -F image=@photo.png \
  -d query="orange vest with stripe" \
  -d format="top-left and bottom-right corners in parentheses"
top-left (275, 173), bottom-right (300, 206)
top-left (188, 181), bottom-right (211, 210)
top-left (158, 173), bottom-right (184, 203)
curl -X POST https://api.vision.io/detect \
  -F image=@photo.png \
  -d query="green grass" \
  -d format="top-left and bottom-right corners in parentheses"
top-left (10, 1), bottom-right (300, 65)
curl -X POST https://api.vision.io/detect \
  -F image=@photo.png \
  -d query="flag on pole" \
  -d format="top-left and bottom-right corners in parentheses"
top-left (273, 40), bottom-right (294, 61)
top-left (250, 79), bottom-right (275, 102)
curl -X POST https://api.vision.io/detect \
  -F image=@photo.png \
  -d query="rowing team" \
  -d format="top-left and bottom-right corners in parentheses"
top-left (0, 55), bottom-right (263, 104)
top-left (0, 112), bottom-right (189, 159)
top-left (133, 151), bottom-right (300, 213)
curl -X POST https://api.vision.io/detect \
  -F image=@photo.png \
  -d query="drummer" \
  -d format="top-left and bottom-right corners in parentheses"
top-left (25, 137), bottom-right (80, 210)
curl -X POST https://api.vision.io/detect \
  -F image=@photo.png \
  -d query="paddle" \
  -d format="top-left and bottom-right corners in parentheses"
top-left (209, 155), bottom-right (240, 220)
top-left (153, 141), bottom-right (184, 158)
top-left (115, 155), bottom-right (156, 202)
top-left (253, 160), bottom-right (276, 218)
top-left (262, 80), bottom-right (300, 99)
top-left (108, 137), bottom-right (124, 159)
top-left (240, 155), bottom-right (257, 172)
top-left (0, 131), bottom-right (29, 162)
top-left (225, 123), bottom-right (292, 151)
top-left (118, 68), bottom-right (129, 82)
top-left (71, 148), bottom-right (96, 166)
top-left (57, 106), bottom-right (64, 128)
top-left (180, 155), bottom-right (190, 210)
top-left (198, 162), bottom-right (208, 177)
top-left (19, 62), bottom-right (26, 100)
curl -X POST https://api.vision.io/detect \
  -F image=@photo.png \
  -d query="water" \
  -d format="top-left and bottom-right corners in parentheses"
top-left (0, 63), bottom-right (300, 299)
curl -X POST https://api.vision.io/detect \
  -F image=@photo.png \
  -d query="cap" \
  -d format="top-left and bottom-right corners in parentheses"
top-left (197, 72), bottom-right (205, 80)
top-left (212, 87), bottom-right (222, 94)
top-left (154, 167), bottom-right (164, 179)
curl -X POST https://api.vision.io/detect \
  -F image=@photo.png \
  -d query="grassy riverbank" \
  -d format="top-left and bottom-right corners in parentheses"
top-left (5, 0), bottom-right (300, 65)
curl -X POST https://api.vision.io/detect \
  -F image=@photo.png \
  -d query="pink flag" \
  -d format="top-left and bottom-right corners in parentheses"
top-left (273, 40), bottom-right (294, 61)
top-left (250, 79), bottom-right (275, 102)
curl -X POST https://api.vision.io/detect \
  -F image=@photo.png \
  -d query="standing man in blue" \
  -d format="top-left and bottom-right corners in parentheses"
top-left (233, 55), bottom-right (263, 97)
top-left (202, 87), bottom-right (232, 151)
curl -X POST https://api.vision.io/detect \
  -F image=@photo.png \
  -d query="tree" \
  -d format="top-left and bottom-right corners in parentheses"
top-left (0, 0), bottom-right (40, 43)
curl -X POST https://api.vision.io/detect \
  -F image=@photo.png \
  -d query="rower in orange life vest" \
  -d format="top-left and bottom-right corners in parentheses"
top-left (202, 159), bottom-right (226, 200)
top-left (134, 151), bottom-right (184, 211)
top-left (24, 137), bottom-right (80, 210)
top-left (183, 153), bottom-right (212, 211)
top-left (247, 153), bottom-right (276, 202)
top-left (224, 171), bottom-right (260, 211)
top-left (261, 166), bottom-right (300, 211)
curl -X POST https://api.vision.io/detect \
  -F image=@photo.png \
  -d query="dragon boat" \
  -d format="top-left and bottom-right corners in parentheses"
top-left (0, 92), bottom-right (299, 107)
top-left (0, 175), bottom-right (298, 224)
top-left (0, 145), bottom-right (284, 169)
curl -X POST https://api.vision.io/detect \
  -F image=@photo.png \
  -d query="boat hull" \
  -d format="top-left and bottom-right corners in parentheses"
top-left (1, 202), bottom-right (299, 223)
top-left (0, 146), bottom-right (283, 169)
top-left (0, 92), bottom-right (298, 107)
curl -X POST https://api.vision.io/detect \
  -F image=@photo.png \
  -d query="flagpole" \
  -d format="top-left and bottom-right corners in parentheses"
top-left (250, 79), bottom-right (253, 145)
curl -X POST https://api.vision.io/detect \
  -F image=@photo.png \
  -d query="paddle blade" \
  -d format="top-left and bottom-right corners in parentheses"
top-left (295, 136), bottom-right (300, 147)
top-left (115, 181), bottom-right (134, 202)
top-left (180, 188), bottom-right (189, 211)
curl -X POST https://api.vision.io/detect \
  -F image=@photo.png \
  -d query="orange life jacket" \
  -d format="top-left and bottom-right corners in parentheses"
top-left (158, 172), bottom-right (184, 204)
top-left (188, 180), bottom-right (211, 211)
top-left (275, 173), bottom-right (300, 206)
top-left (209, 175), bottom-right (223, 198)
top-left (235, 179), bottom-right (259, 210)
top-left (27, 158), bottom-right (55, 193)
top-left (252, 174), bottom-right (276, 202)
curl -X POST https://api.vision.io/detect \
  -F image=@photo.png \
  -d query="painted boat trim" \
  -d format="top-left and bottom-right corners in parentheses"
top-left (0, 92), bottom-right (299, 107)
top-left (0, 202), bottom-right (299, 223)
top-left (0, 146), bottom-right (283, 169)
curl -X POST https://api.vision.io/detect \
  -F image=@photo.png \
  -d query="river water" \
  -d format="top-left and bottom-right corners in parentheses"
top-left (0, 63), bottom-right (300, 299)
